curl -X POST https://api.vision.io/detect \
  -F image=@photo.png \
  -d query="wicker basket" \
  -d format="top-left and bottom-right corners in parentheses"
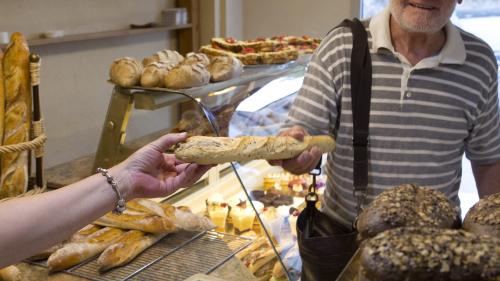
top-left (0, 53), bottom-right (47, 202)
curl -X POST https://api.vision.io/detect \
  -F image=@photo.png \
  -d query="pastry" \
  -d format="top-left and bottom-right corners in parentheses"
top-left (230, 201), bottom-right (256, 233)
top-left (356, 183), bottom-right (461, 241)
top-left (0, 32), bottom-right (31, 199)
top-left (211, 37), bottom-right (243, 53)
top-left (109, 57), bottom-right (142, 87)
top-left (207, 55), bottom-right (243, 82)
top-left (206, 194), bottom-right (229, 232)
top-left (174, 135), bottom-right (335, 165)
top-left (358, 227), bottom-right (500, 281)
top-left (163, 63), bottom-right (210, 89)
top-left (47, 227), bottom-right (125, 272)
top-left (463, 192), bottom-right (500, 237)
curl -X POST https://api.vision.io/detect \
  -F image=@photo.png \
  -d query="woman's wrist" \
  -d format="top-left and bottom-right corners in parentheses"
top-left (108, 164), bottom-right (136, 202)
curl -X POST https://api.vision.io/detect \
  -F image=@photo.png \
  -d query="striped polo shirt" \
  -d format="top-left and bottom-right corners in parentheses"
top-left (283, 7), bottom-right (500, 227)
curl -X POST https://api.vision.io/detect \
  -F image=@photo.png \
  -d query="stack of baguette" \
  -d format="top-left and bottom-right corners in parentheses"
top-left (235, 237), bottom-right (282, 281)
top-left (37, 199), bottom-right (214, 273)
top-left (0, 32), bottom-right (32, 199)
top-left (109, 49), bottom-right (243, 89)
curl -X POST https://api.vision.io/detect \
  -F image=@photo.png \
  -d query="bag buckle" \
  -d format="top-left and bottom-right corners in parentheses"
top-left (353, 188), bottom-right (366, 214)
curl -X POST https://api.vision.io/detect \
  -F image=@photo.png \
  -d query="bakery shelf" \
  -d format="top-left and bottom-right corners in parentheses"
top-left (0, 24), bottom-right (192, 49)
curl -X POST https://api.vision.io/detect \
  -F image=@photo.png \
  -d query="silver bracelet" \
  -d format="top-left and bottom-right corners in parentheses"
top-left (96, 167), bottom-right (126, 214)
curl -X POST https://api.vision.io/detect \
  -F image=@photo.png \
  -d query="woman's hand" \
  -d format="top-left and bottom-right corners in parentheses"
top-left (269, 125), bottom-right (323, 175)
top-left (112, 133), bottom-right (213, 199)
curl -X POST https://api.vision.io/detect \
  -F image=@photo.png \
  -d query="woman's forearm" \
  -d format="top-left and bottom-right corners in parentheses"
top-left (0, 166), bottom-right (128, 267)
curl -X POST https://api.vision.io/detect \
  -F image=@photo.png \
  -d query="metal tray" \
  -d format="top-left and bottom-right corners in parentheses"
top-left (28, 230), bottom-right (252, 281)
top-left (336, 249), bottom-right (361, 281)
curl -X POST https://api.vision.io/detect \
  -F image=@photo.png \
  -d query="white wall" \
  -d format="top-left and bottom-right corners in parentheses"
top-left (0, 0), bottom-right (179, 168)
top-left (243, 0), bottom-right (355, 39)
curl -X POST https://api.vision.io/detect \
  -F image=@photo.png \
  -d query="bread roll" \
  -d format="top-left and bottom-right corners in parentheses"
top-left (174, 135), bottom-right (335, 165)
top-left (208, 56), bottom-right (243, 82)
top-left (164, 63), bottom-right (210, 89)
top-left (47, 227), bottom-right (125, 272)
top-left (142, 49), bottom-right (184, 67)
top-left (94, 209), bottom-right (176, 234)
top-left (183, 52), bottom-right (210, 66)
top-left (97, 230), bottom-right (164, 272)
top-left (358, 227), bottom-right (500, 281)
top-left (140, 61), bottom-right (175, 88)
top-left (109, 57), bottom-right (142, 87)
top-left (463, 193), bottom-right (500, 237)
top-left (0, 32), bottom-right (31, 199)
top-left (0, 265), bottom-right (21, 281)
top-left (356, 183), bottom-right (460, 241)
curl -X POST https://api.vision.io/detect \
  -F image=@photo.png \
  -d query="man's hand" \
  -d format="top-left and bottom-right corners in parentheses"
top-left (269, 125), bottom-right (323, 175)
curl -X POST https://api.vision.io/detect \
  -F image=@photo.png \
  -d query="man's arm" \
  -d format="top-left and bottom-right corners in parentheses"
top-left (471, 161), bottom-right (500, 197)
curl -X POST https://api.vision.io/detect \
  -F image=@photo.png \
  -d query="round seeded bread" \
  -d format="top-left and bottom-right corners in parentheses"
top-left (356, 183), bottom-right (461, 241)
top-left (358, 227), bottom-right (500, 281)
top-left (463, 193), bottom-right (500, 238)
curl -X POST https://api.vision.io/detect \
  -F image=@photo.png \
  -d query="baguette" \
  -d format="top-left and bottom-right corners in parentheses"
top-left (94, 209), bottom-right (176, 234)
top-left (127, 198), bottom-right (167, 218)
top-left (47, 227), bottom-right (125, 272)
top-left (174, 135), bottom-right (335, 165)
top-left (69, 224), bottom-right (102, 242)
top-left (173, 207), bottom-right (215, 232)
top-left (96, 230), bottom-right (164, 272)
top-left (0, 32), bottom-right (31, 199)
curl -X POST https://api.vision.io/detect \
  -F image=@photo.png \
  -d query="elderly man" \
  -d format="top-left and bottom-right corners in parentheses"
top-left (277, 0), bottom-right (500, 228)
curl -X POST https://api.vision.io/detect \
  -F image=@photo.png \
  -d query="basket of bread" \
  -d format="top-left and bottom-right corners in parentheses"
top-left (0, 32), bottom-right (47, 201)
top-left (337, 184), bottom-right (500, 281)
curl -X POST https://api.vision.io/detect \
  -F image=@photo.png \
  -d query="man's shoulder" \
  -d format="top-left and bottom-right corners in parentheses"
top-left (455, 25), bottom-right (496, 57)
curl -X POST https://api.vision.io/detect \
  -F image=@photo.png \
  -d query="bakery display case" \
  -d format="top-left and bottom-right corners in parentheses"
top-left (26, 58), bottom-right (313, 281)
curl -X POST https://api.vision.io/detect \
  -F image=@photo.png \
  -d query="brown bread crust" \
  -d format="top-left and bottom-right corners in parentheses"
top-left (174, 135), bottom-right (335, 165)
top-left (47, 227), bottom-right (125, 272)
top-left (0, 32), bottom-right (31, 198)
top-left (359, 227), bottom-right (500, 281)
top-left (463, 193), bottom-right (500, 237)
top-left (94, 209), bottom-right (177, 234)
top-left (356, 183), bottom-right (460, 241)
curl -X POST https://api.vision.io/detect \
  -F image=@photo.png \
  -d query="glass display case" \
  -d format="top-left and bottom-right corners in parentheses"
top-left (75, 58), bottom-right (315, 281)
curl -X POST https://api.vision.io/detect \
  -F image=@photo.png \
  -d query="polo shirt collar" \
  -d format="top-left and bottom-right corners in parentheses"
top-left (368, 6), bottom-right (466, 65)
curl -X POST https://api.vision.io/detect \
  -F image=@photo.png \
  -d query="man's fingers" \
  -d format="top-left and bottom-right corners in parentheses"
top-left (149, 133), bottom-right (188, 152)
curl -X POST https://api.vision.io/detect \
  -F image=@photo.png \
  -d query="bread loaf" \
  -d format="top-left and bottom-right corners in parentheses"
top-left (163, 63), bottom-right (210, 89)
top-left (142, 49), bottom-right (184, 67)
top-left (28, 242), bottom-right (65, 261)
top-left (463, 193), bottom-right (500, 238)
top-left (173, 207), bottom-right (215, 231)
top-left (0, 265), bottom-right (21, 281)
top-left (358, 227), bottom-right (500, 281)
top-left (208, 56), bottom-right (243, 82)
top-left (140, 61), bottom-right (177, 88)
top-left (69, 224), bottom-right (102, 242)
top-left (94, 209), bottom-right (177, 234)
top-left (356, 183), bottom-right (460, 241)
top-left (183, 52), bottom-right (210, 66)
top-left (96, 230), bottom-right (164, 272)
top-left (47, 227), bottom-right (125, 272)
top-left (0, 32), bottom-right (31, 199)
top-left (109, 57), bottom-right (142, 87)
top-left (174, 135), bottom-right (335, 165)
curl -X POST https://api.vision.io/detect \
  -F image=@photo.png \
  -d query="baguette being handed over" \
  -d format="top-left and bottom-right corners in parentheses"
top-left (174, 135), bottom-right (335, 165)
